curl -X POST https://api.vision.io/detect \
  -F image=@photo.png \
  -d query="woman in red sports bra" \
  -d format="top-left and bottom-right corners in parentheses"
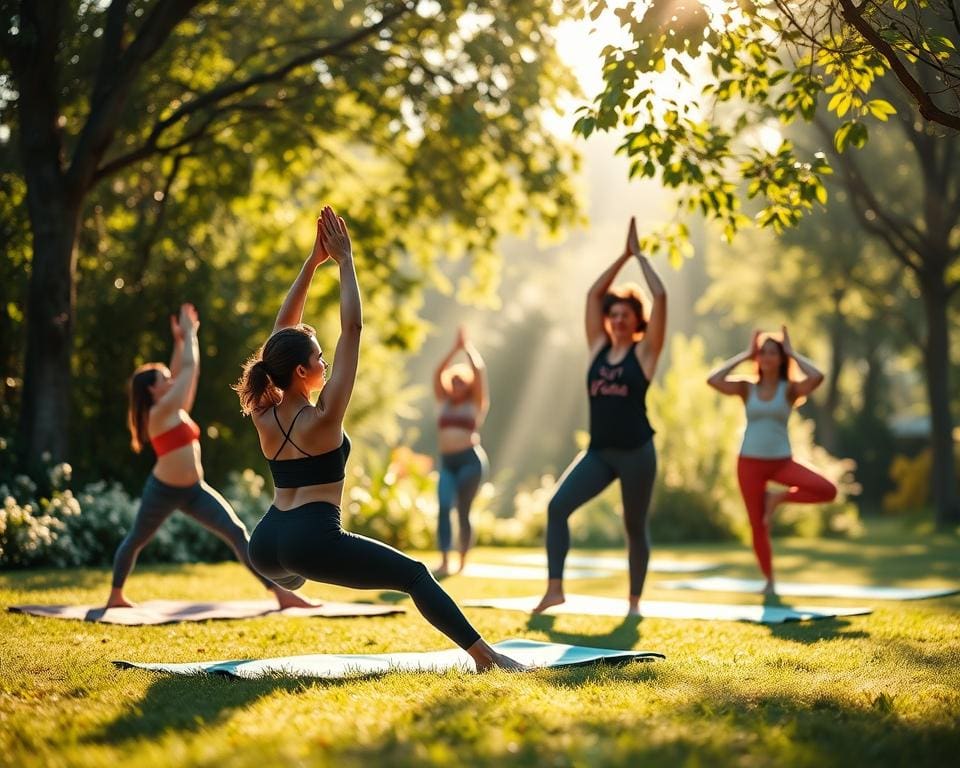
top-left (433, 326), bottom-right (489, 576)
top-left (105, 303), bottom-right (312, 610)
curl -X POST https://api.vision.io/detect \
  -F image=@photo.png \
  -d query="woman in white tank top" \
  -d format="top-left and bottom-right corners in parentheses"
top-left (707, 327), bottom-right (837, 595)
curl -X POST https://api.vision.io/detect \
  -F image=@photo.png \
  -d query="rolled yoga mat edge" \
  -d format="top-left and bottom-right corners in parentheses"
top-left (462, 594), bottom-right (873, 624)
top-left (113, 638), bottom-right (665, 679)
top-left (657, 577), bottom-right (960, 601)
top-left (8, 599), bottom-right (406, 625)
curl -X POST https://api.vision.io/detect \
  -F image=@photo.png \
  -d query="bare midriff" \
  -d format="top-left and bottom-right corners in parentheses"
top-left (272, 480), bottom-right (345, 512)
top-left (438, 426), bottom-right (479, 455)
top-left (151, 441), bottom-right (203, 486)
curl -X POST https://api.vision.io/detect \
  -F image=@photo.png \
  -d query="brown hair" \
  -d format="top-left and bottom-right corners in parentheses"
top-left (603, 283), bottom-right (647, 338)
top-left (756, 333), bottom-right (805, 404)
top-left (440, 363), bottom-right (475, 397)
top-left (127, 363), bottom-right (166, 453)
top-left (233, 324), bottom-right (317, 415)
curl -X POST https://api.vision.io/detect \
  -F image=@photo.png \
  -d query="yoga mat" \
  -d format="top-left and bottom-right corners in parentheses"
top-left (114, 638), bottom-right (664, 678)
top-left (505, 553), bottom-right (718, 573)
top-left (8, 599), bottom-right (405, 626)
top-left (658, 577), bottom-right (960, 601)
top-left (459, 563), bottom-right (614, 580)
top-left (463, 594), bottom-right (873, 624)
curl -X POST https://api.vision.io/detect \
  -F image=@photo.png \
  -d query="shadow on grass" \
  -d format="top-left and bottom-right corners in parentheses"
top-left (524, 613), bottom-right (643, 650)
top-left (91, 673), bottom-right (313, 745)
top-left (325, 678), bottom-right (959, 766)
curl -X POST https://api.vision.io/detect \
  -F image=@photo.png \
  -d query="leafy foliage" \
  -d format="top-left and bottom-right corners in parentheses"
top-left (575, 0), bottom-right (960, 256)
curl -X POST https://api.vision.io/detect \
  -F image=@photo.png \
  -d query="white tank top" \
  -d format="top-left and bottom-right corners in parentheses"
top-left (740, 380), bottom-right (792, 459)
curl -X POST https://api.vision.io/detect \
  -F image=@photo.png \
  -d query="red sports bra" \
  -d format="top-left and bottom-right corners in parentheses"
top-left (151, 416), bottom-right (201, 456)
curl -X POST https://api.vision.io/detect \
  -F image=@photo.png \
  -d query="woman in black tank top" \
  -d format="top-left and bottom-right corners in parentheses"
top-left (234, 206), bottom-right (523, 671)
top-left (534, 217), bottom-right (667, 616)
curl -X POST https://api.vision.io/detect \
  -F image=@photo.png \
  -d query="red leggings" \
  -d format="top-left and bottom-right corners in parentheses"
top-left (737, 456), bottom-right (837, 580)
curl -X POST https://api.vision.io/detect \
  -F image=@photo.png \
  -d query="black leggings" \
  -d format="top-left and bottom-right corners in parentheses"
top-left (112, 474), bottom-right (274, 589)
top-left (546, 440), bottom-right (657, 596)
top-left (249, 502), bottom-right (482, 650)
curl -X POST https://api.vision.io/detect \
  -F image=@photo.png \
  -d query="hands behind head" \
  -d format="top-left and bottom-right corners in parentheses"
top-left (178, 302), bottom-right (199, 334)
top-left (623, 216), bottom-right (641, 258)
top-left (780, 324), bottom-right (794, 356)
top-left (317, 205), bottom-right (352, 264)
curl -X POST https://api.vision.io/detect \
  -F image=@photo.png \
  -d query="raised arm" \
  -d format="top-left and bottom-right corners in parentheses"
top-left (586, 244), bottom-right (632, 350)
top-left (629, 218), bottom-right (667, 375)
top-left (706, 331), bottom-right (758, 399)
top-left (462, 332), bottom-right (489, 423)
top-left (272, 218), bottom-right (329, 334)
top-left (433, 333), bottom-right (462, 400)
top-left (167, 311), bottom-right (198, 412)
top-left (154, 304), bottom-right (201, 416)
top-left (315, 207), bottom-right (361, 425)
top-left (782, 325), bottom-right (825, 401)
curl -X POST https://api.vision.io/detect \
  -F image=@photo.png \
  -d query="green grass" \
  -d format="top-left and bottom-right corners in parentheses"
top-left (2, 521), bottom-right (959, 767)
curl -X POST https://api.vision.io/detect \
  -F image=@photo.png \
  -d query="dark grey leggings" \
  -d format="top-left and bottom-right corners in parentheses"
top-left (437, 445), bottom-right (487, 553)
top-left (111, 474), bottom-right (274, 589)
top-left (547, 440), bottom-right (657, 596)
top-left (249, 501), bottom-right (482, 649)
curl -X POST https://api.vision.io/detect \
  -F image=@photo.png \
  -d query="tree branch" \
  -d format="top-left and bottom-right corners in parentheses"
top-left (837, 0), bottom-right (960, 130)
top-left (90, 1), bottom-right (415, 183)
top-left (66, 0), bottom-right (204, 196)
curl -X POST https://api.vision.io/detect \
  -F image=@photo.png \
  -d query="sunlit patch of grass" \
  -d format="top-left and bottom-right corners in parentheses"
top-left (1, 520), bottom-right (958, 767)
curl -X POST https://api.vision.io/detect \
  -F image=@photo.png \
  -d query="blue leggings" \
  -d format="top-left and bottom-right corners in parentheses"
top-left (547, 440), bottom-right (657, 596)
top-left (437, 445), bottom-right (488, 553)
top-left (112, 474), bottom-right (273, 589)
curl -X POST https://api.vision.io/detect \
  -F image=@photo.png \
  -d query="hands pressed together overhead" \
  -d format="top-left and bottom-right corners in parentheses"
top-left (309, 205), bottom-right (352, 267)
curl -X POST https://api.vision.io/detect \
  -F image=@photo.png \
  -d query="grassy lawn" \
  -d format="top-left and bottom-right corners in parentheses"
top-left (2, 521), bottom-right (959, 767)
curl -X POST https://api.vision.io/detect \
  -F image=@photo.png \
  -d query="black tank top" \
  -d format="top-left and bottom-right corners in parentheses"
top-left (587, 343), bottom-right (654, 450)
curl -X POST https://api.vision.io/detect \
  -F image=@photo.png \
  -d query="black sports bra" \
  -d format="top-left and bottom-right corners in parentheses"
top-left (266, 406), bottom-right (352, 488)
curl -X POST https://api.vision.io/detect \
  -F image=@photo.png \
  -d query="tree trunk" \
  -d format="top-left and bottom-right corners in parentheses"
top-left (16, 179), bottom-right (81, 473)
top-left (818, 289), bottom-right (846, 453)
top-left (920, 271), bottom-right (960, 527)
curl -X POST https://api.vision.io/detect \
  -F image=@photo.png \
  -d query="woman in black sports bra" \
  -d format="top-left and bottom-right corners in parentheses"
top-left (534, 217), bottom-right (667, 616)
top-left (235, 206), bottom-right (523, 671)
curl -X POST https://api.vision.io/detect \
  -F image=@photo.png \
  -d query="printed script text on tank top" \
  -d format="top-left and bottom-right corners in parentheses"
top-left (590, 363), bottom-right (630, 397)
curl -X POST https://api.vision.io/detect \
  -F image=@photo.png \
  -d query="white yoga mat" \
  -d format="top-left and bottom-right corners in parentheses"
top-left (8, 599), bottom-right (404, 626)
top-left (459, 563), bottom-right (614, 580)
top-left (113, 638), bottom-right (664, 678)
top-left (504, 553), bottom-right (718, 573)
top-left (463, 594), bottom-right (873, 624)
top-left (658, 577), bottom-right (960, 601)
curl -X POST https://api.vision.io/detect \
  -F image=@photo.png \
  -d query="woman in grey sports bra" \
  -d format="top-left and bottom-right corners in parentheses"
top-left (707, 326), bottom-right (837, 595)
top-left (432, 326), bottom-right (489, 576)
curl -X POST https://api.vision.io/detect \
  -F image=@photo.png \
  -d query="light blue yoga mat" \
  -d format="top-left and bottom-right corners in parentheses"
top-left (114, 638), bottom-right (664, 678)
top-left (505, 554), bottom-right (718, 574)
top-left (658, 577), bottom-right (960, 601)
top-left (463, 595), bottom-right (873, 624)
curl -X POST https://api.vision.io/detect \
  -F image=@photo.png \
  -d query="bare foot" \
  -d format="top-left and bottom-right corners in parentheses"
top-left (532, 580), bottom-right (565, 614)
top-left (627, 596), bottom-right (642, 616)
top-left (763, 490), bottom-right (785, 527)
top-left (761, 580), bottom-right (777, 596)
top-left (105, 588), bottom-right (135, 609)
top-left (274, 589), bottom-right (321, 609)
top-left (455, 550), bottom-right (468, 575)
top-left (433, 563), bottom-right (450, 578)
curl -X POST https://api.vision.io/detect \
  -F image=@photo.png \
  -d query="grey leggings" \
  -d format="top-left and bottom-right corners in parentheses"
top-left (111, 474), bottom-right (274, 589)
top-left (437, 445), bottom-right (488, 553)
top-left (546, 440), bottom-right (657, 595)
